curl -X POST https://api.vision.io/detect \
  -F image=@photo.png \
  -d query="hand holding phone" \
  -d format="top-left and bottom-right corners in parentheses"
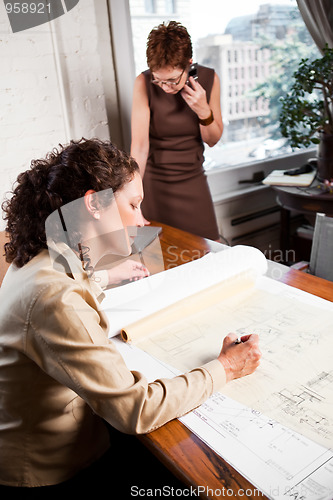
top-left (186, 63), bottom-right (198, 88)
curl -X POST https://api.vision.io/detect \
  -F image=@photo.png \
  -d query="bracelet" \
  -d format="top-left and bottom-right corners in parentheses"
top-left (199, 109), bottom-right (214, 126)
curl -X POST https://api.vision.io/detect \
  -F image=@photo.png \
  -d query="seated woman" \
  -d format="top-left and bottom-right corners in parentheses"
top-left (0, 138), bottom-right (261, 494)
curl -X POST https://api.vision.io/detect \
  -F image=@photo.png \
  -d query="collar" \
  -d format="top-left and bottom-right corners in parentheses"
top-left (47, 240), bottom-right (105, 303)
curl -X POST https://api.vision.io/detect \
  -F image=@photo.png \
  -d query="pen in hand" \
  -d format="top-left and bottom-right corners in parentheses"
top-left (234, 334), bottom-right (252, 344)
top-left (218, 333), bottom-right (261, 382)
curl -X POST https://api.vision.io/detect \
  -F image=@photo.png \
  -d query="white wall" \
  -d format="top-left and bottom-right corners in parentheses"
top-left (0, 0), bottom-right (118, 230)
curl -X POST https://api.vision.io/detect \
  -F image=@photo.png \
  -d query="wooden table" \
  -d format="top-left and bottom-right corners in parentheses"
top-left (138, 221), bottom-right (333, 499)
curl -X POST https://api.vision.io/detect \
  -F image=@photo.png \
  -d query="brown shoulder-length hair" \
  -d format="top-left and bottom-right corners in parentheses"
top-left (146, 21), bottom-right (192, 71)
top-left (2, 138), bottom-right (139, 268)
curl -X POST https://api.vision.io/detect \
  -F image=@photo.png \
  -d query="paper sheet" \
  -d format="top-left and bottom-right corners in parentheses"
top-left (129, 275), bottom-right (333, 450)
top-left (112, 332), bottom-right (333, 500)
top-left (103, 244), bottom-right (267, 338)
top-left (121, 271), bottom-right (255, 343)
top-left (106, 244), bottom-right (333, 500)
top-left (180, 396), bottom-right (333, 500)
top-left (262, 169), bottom-right (316, 186)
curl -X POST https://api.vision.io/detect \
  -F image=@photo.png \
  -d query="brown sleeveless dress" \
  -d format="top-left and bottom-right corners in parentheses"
top-left (141, 65), bottom-right (220, 241)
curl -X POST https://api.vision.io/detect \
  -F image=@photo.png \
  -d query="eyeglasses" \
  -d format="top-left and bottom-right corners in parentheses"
top-left (151, 68), bottom-right (185, 87)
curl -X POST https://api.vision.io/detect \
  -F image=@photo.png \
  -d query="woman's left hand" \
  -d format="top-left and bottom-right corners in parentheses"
top-left (107, 259), bottom-right (150, 285)
top-left (180, 77), bottom-right (212, 121)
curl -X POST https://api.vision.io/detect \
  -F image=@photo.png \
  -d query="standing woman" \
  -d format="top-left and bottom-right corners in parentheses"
top-left (131, 21), bottom-right (223, 240)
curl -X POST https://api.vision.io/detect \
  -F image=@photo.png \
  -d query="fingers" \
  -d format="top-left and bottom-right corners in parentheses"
top-left (224, 332), bottom-right (258, 345)
top-left (180, 78), bottom-right (206, 109)
top-left (223, 332), bottom-right (238, 346)
top-left (235, 333), bottom-right (259, 345)
top-left (181, 76), bottom-right (198, 94)
top-left (129, 262), bottom-right (150, 281)
top-left (237, 334), bottom-right (251, 343)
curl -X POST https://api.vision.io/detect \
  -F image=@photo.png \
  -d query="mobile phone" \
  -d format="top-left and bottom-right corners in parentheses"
top-left (186, 63), bottom-right (198, 88)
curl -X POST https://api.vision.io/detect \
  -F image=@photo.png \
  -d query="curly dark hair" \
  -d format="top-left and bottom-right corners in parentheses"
top-left (2, 138), bottom-right (139, 268)
top-left (146, 21), bottom-right (192, 71)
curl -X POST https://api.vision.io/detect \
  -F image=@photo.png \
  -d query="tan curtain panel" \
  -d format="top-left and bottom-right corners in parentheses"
top-left (296, 0), bottom-right (333, 52)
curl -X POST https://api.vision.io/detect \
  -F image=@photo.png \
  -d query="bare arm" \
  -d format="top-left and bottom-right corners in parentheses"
top-left (180, 72), bottom-right (223, 148)
top-left (130, 73), bottom-right (150, 178)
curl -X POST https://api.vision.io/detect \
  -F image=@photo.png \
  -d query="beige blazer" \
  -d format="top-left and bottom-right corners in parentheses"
top-left (0, 244), bottom-right (226, 487)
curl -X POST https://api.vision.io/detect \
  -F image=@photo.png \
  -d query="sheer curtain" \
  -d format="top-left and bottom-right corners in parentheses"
top-left (296, 0), bottom-right (333, 52)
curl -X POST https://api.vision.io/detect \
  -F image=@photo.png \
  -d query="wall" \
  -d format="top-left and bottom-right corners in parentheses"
top-left (0, 0), bottom-right (118, 230)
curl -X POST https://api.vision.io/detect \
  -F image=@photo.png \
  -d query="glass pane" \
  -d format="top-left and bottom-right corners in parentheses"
top-left (144, 0), bottom-right (156, 14)
top-left (129, 0), bottom-right (319, 170)
top-left (165, 0), bottom-right (175, 15)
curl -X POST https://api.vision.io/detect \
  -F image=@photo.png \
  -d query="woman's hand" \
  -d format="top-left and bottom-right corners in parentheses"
top-left (217, 333), bottom-right (261, 383)
top-left (180, 77), bottom-right (211, 121)
top-left (180, 74), bottom-right (223, 147)
top-left (107, 260), bottom-right (150, 285)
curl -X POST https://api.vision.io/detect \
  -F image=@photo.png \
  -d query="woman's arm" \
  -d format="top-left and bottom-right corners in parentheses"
top-left (130, 74), bottom-right (150, 178)
top-left (181, 72), bottom-right (223, 148)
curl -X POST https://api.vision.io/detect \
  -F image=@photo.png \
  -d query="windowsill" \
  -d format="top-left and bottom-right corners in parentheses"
top-left (213, 182), bottom-right (269, 204)
top-left (206, 148), bottom-right (316, 202)
top-left (205, 148), bottom-right (316, 175)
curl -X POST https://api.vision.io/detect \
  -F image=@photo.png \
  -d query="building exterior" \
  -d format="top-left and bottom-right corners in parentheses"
top-left (196, 3), bottom-right (298, 143)
top-left (197, 34), bottom-right (270, 142)
top-left (251, 3), bottom-right (298, 40)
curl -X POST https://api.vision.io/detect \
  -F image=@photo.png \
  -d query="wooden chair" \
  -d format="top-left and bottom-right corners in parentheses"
top-left (308, 213), bottom-right (333, 282)
top-left (0, 231), bottom-right (10, 286)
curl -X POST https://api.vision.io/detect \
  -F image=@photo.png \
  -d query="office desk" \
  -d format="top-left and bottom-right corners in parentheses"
top-left (138, 222), bottom-right (333, 500)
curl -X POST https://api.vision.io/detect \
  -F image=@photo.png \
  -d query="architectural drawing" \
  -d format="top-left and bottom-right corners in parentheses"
top-left (134, 276), bottom-right (333, 449)
top-left (107, 245), bottom-right (333, 499)
top-left (181, 393), bottom-right (333, 500)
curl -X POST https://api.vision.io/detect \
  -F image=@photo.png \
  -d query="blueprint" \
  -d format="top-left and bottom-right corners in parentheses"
top-left (181, 394), bottom-right (333, 500)
top-left (134, 275), bottom-right (333, 450)
top-left (105, 245), bottom-right (333, 499)
top-left (113, 331), bottom-right (333, 500)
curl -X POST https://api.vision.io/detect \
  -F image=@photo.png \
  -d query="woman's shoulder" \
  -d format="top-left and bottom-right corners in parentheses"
top-left (197, 64), bottom-right (215, 94)
top-left (1, 249), bottom-right (85, 304)
top-left (134, 71), bottom-right (150, 88)
top-left (133, 71), bottom-right (150, 102)
top-left (197, 64), bottom-right (215, 78)
top-left (136, 69), bottom-right (150, 83)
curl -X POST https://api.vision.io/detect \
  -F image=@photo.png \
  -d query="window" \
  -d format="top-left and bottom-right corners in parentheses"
top-left (144, 0), bottom-right (156, 13)
top-left (165, 0), bottom-right (176, 14)
top-left (128, 0), bottom-right (319, 170)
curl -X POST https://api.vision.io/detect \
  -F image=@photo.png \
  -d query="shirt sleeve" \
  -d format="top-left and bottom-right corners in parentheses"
top-left (93, 269), bottom-right (109, 289)
top-left (27, 280), bottom-right (227, 435)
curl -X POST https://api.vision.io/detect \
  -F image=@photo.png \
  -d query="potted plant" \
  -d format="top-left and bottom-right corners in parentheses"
top-left (279, 46), bottom-right (333, 185)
